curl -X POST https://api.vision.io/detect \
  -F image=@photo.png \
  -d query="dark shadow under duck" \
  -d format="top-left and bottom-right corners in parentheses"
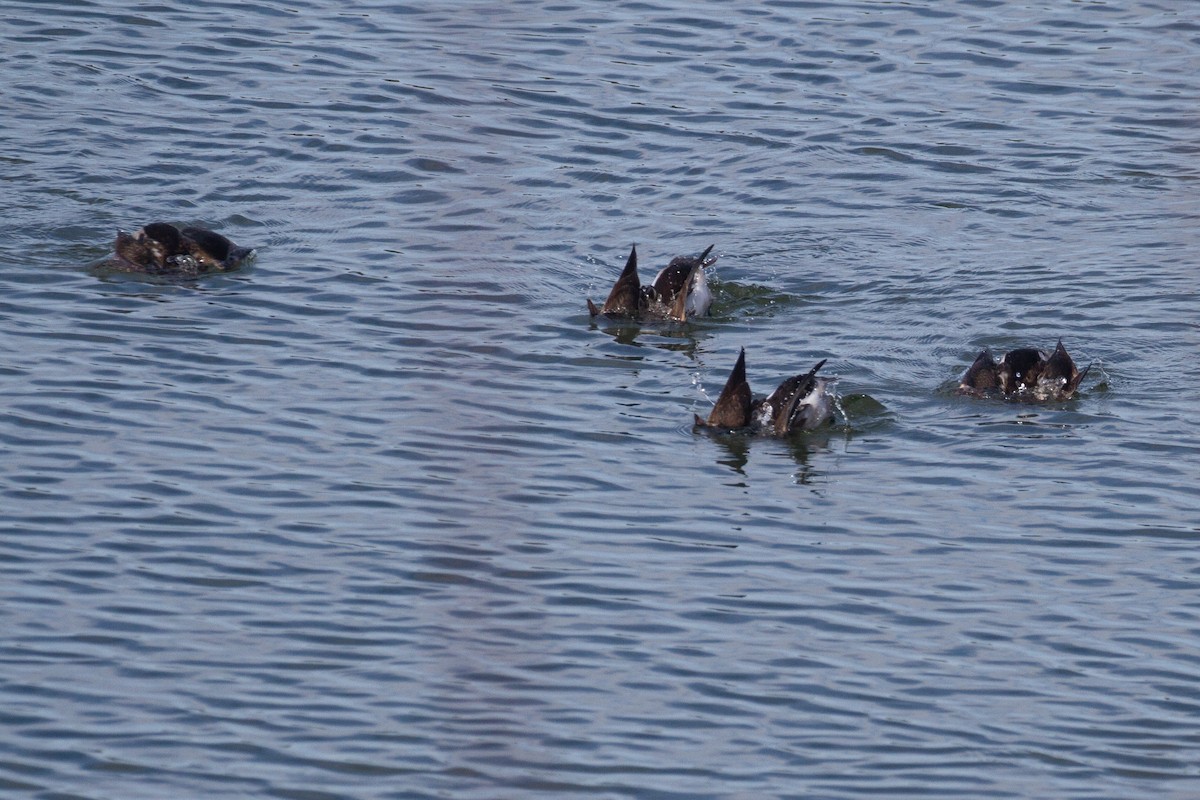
top-left (958, 341), bottom-right (1090, 401)
top-left (587, 244), bottom-right (716, 322)
top-left (695, 348), bottom-right (834, 434)
top-left (112, 222), bottom-right (254, 277)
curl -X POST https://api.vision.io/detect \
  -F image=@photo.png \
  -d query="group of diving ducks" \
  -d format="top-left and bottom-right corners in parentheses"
top-left (586, 243), bottom-right (1091, 435)
top-left (105, 224), bottom-right (1090, 436)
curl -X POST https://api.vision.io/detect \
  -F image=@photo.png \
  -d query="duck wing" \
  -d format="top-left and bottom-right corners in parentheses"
top-left (182, 227), bottom-right (249, 271)
top-left (765, 359), bottom-right (827, 434)
top-left (653, 244), bottom-right (715, 321)
top-left (666, 262), bottom-right (700, 321)
top-left (653, 244), bottom-right (714, 293)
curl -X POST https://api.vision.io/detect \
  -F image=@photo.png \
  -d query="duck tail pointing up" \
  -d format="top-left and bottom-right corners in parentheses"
top-left (704, 348), bottom-right (752, 428)
top-left (596, 244), bottom-right (641, 316)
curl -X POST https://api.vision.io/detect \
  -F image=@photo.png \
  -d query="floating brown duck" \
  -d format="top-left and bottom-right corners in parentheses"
top-left (958, 341), bottom-right (1090, 401)
top-left (112, 222), bottom-right (254, 276)
top-left (587, 244), bottom-right (716, 322)
top-left (695, 348), bottom-right (834, 434)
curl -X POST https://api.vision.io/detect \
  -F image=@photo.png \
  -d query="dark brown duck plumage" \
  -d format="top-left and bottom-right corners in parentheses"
top-left (758, 358), bottom-right (830, 435)
top-left (588, 244), bottom-right (716, 322)
top-left (695, 348), bottom-right (834, 434)
top-left (179, 226), bottom-right (253, 272)
top-left (112, 222), bottom-right (254, 276)
top-left (114, 222), bottom-right (187, 273)
top-left (697, 347), bottom-right (754, 428)
top-left (959, 341), bottom-right (1089, 401)
top-left (587, 245), bottom-right (644, 318)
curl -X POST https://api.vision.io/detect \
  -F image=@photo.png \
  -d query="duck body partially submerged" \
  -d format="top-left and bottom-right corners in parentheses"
top-left (695, 348), bottom-right (834, 435)
top-left (588, 244), bottom-right (716, 322)
top-left (958, 341), bottom-right (1089, 401)
top-left (111, 222), bottom-right (254, 277)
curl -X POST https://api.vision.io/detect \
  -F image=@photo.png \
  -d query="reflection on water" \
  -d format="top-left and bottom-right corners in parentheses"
top-left (589, 316), bottom-right (710, 355)
top-left (703, 427), bottom-right (835, 482)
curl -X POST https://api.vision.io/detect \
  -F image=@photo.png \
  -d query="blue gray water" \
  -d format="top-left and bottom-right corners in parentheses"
top-left (2, 1), bottom-right (1199, 798)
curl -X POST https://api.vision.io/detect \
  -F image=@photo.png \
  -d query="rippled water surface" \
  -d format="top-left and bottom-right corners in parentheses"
top-left (3, 1), bottom-right (1199, 797)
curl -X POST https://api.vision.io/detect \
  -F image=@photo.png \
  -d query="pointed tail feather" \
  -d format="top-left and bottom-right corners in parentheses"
top-left (705, 348), bottom-right (752, 428)
top-left (599, 245), bottom-right (641, 316)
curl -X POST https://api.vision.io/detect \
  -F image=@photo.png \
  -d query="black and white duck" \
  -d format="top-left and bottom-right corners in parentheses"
top-left (695, 348), bottom-right (834, 434)
top-left (587, 244), bottom-right (716, 322)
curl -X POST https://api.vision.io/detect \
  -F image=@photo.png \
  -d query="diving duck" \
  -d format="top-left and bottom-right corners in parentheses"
top-left (695, 348), bottom-right (834, 434)
top-left (587, 244), bottom-right (716, 322)
top-left (112, 222), bottom-right (254, 276)
top-left (958, 340), bottom-right (1090, 401)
